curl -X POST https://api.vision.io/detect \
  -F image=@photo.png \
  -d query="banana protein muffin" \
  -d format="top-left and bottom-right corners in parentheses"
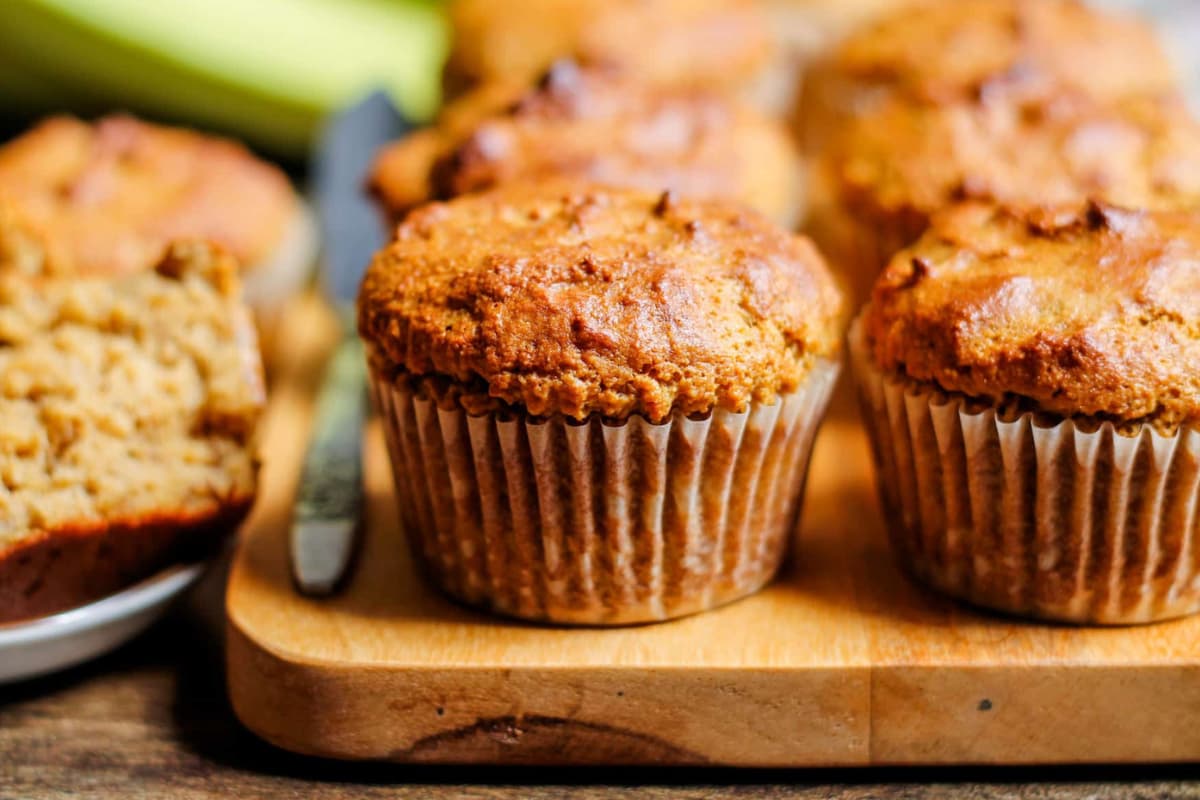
top-left (0, 239), bottom-right (265, 622)
top-left (443, 0), bottom-right (773, 100)
top-left (812, 90), bottom-right (1200, 301)
top-left (370, 62), bottom-right (803, 228)
top-left (798, 0), bottom-right (1188, 301)
top-left (798, 0), bottom-right (1176, 149)
top-left (854, 202), bottom-right (1200, 624)
top-left (0, 115), bottom-right (316, 354)
top-left (759, 0), bottom-right (930, 102)
top-left (360, 182), bottom-right (845, 624)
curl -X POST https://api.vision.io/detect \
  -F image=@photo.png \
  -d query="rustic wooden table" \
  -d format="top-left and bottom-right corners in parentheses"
top-left (0, 566), bottom-right (1196, 799)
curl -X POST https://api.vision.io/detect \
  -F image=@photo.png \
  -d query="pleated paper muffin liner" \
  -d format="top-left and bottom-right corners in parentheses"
top-left (850, 319), bottom-right (1200, 624)
top-left (368, 360), bottom-right (839, 625)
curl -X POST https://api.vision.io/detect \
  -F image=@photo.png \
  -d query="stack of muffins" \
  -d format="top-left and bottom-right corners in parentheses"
top-left (361, 0), bottom-right (1200, 628)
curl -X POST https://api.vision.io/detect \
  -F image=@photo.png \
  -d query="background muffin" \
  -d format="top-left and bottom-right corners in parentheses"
top-left (0, 115), bottom-right (316, 357)
top-left (758, 0), bottom-right (931, 114)
top-left (854, 201), bottom-right (1200, 624)
top-left (443, 0), bottom-right (772, 102)
top-left (0, 239), bottom-right (264, 622)
top-left (796, 0), bottom-right (1188, 301)
top-left (359, 182), bottom-right (844, 624)
top-left (371, 62), bottom-right (804, 228)
top-left (797, 0), bottom-right (1177, 150)
top-left (810, 88), bottom-right (1200, 302)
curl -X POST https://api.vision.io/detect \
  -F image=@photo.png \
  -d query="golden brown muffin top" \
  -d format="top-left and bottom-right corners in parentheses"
top-left (359, 183), bottom-right (844, 422)
top-left (864, 202), bottom-right (1200, 430)
top-left (444, 0), bottom-right (772, 97)
top-left (370, 62), bottom-right (801, 226)
top-left (830, 92), bottom-right (1200, 246)
top-left (0, 115), bottom-right (297, 277)
top-left (817, 0), bottom-right (1175, 108)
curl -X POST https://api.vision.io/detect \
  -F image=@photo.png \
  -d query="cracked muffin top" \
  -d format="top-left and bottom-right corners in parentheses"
top-left (370, 62), bottom-right (801, 227)
top-left (827, 92), bottom-right (1200, 251)
top-left (359, 182), bottom-right (844, 422)
top-left (0, 115), bottom-right (298, 277)
top-left (444, 0), bottom-right (772, 97)
top-left (863, 202), bottom-right (1200, 430)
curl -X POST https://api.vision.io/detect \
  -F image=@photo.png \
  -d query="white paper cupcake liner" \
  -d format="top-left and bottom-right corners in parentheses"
top-left (850, 319), bottom-right (1200, 624)
top-left (368, 360), bottom-right (839, 625)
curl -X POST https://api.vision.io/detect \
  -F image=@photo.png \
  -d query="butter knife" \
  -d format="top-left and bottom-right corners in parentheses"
top-left (290, 91), bottom-right (406, 596)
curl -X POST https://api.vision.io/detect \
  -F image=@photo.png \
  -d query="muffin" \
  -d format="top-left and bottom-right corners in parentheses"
top-left (809, 90), bottom-right (1200, 302)
top-left (359, 182), bottom-right (845, 625)
top-left (0, 115), bottom-right (316, 357)
top-left (0, 237), bottom-right (265, 622)
top-left (443, 0), bottom-right (773, 102)
top-left (758, 0), bottom-right (931, 114)
top-left (797, 0), bottom-right (1177, 151)
top-left (370, 62), bottom-right (804, 229)
top-left (853, 201), bottom-right (1200, 625)
top-left (763, 0), bottom-right (928, 49)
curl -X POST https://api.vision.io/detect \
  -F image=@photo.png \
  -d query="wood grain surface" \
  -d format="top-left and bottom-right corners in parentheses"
top-left (3, 598), bottom-right (1200, 798)
top-left (225, 295), bottom-right (1200, 767)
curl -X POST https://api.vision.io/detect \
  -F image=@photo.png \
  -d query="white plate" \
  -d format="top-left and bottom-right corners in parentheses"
top-left (0, 561), bottom-right (209, 684)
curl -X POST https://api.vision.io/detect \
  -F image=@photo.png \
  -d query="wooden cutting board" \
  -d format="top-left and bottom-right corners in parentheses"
top-left (226, 295), bottom-right (1200, 766)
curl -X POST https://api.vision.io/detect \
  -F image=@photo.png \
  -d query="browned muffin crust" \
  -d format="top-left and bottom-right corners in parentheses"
top-left (825, 91), bottom-right (1200, 265)
top-left (444, 0), bottom-right (772, 97)
top-left (800, 0), bottom-right (1175, 138)
top-left (864, 202), bottom-right (1200, 430)
top-left (370, 62), bottom-right (802, 226)
top-left (359, 183), bottom-right (844, 422)
top-left (0, 115), bottom-right (298, 277)
top-left (0, 502), bottom-right (249, 623)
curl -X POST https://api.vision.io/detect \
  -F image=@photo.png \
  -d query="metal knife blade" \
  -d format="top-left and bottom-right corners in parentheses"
top-left (290, 90), bottom-right (407, 596)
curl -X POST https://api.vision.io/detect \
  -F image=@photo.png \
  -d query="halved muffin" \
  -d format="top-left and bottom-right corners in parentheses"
top-left (359, 182), bottom-right (845, 624)
top-left (371, 62), bottom-right (804, 228)
top-left (0, 115), bottom-right (316, 357)
top-left (0, 237), bottom-right (265, 622)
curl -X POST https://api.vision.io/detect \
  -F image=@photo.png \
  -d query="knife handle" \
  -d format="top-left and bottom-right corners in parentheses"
top-left (289, 330), bottom-right (367, 596)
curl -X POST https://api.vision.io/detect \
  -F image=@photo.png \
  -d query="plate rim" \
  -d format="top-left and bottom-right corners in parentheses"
top-left (0, 560), bottom-right (209, 647)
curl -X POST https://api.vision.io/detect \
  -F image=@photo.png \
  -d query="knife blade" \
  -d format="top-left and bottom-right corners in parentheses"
top-left (290, 90), bottom-right (407, 596)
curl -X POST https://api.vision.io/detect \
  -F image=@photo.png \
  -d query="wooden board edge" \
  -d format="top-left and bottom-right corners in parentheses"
top-left (228, 613), bottom-right (1200, 766)
top-left (226, 618), bottom-right (872, 766)
top-left (870, 663), bottom-right (1200, 765)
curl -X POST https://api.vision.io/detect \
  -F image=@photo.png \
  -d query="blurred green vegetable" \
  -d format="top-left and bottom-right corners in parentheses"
top-left (0, 0), bottom-right (447, 156)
